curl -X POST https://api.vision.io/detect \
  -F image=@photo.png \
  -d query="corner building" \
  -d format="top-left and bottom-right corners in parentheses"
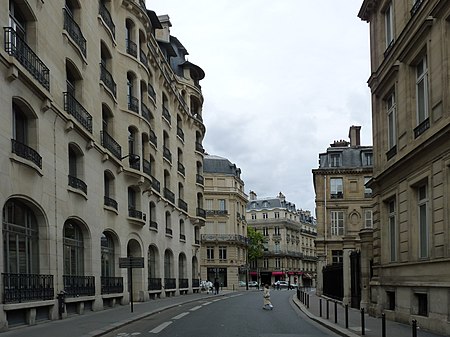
top-left (359, 1), bottom-right (450, 334)
top-left (0, 0), bottom-right (206, 330)
top-left (201, 155), bottom-right (249, 289)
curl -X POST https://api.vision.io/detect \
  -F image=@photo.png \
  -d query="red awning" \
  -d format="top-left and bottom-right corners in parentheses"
top-left (250, 272), bottom-right (257, 276)
top-left (272, 271), bottom-right (284, 276)
top-left (287, 272), bottom-right (295, 275)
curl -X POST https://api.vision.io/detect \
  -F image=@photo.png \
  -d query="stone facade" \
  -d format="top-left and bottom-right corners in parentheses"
top-left (246, 192), bottom-right (317, 287)
top-left (359, 0), bottom-right (450, 334)
top-left (201, 155), bottom-right (248, 290)
top-left (0, 0), bottom-right (206, 330)
top-left (312, 126), bottom-right (373, 309)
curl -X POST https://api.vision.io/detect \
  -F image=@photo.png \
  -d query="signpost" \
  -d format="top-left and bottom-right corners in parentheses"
top-left (119, 257), bottom-right (144, 312)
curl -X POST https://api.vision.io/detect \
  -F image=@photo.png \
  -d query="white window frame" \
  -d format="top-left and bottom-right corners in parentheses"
top-left (388, 200), bottom-right (397, 262)
top-left (418, 184), bottom-right (429, 258)
top-left (385, 2), bottom-right (394, 48)
top-left (330, 178), bottom-right (343, 197)
top-left (330, 153), bottom-right (341, 167)
top-left (416, 55), bottom-right (429, 124)
top-left (364, 210), bottom-right (373, 228)
top-left (387, 91), bottom-right (396, 149)
top-left (331, 211), bottom-right (344, 236)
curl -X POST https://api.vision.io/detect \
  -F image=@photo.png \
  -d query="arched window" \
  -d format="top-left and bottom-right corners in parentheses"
top-left (149, 201), bottom-right (157, 229)
top-left (165, 211), bottom-right (172, 235)
top-left (3, 199), bottom-right (39, 274)
top-left (101, 232), bottom-right (115, 277)
top-left (63, 221), bottom-right (84, 275)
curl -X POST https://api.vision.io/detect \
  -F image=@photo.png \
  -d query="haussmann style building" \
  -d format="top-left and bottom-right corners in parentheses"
top-left (0, 0), bottom-right (207, 330)
top-left (246, 192), bottom-right (317, 287)
top-left (201, 155), bottom-right (249, 290)
top-left (359, 0), bottom-right (450, 334)
top-left (312, 126), bottom-right (374, 309)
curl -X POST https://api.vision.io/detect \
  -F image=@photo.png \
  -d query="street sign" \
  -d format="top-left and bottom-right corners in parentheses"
top-left (119, 257), bottom-right (144, 269)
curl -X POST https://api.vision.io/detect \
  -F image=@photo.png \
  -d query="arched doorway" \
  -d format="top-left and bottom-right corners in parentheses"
top-left (127, 239), bottom-right (143, 301)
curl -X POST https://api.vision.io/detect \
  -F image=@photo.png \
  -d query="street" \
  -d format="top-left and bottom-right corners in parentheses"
top-left (102, 290), bottom-right (338, 337)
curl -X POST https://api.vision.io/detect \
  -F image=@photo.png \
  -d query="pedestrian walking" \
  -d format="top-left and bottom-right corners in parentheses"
top-left (262, 284), bottom-right (273, 310)
top-left (214, 279), bottom-right (220, 295)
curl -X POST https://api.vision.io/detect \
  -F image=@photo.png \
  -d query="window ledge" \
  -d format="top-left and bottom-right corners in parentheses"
top-left (10, 154), bottom-right (43, 176)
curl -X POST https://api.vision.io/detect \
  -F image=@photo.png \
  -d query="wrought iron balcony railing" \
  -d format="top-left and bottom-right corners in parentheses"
top-left (177, 126), bottom-right (184, 141)
top-left (179, 233), bottom-right (186, 240)
top-left (2, 273), bottom-right (54, 304)
top-left (68, 175), bottom-right (87, 194)
top-left (149, 220), bottom-right (158, 229)
top-left (164, 187), bottom-right (175, 204)
top-left (128, 95), bottom-right (139, 113)
top-left (139, 49), bottom-right (148, 67)
top-left (192, 279), bottom-right (200, 288)
top-left (196, 207), bottom-right (206, 219)
top-left (11, 139), bottom-right (42, 169)
top-left (101, 276), bottom-right (123, 294)
top-left (163, 146), bottom-right (172, 163)
top-left (141, 102), bottom-right (151, 123)
top-left (126, 39), bottom-right (137, 57)
top-left (148, 84), bottom-right (156, 101)
top-left (63, 275), bottom-right (95, 297)
top-left (63, 8), bottom-right (87, 57)
top-left (179, 278), bottom-right (188, 289)
top-left (165, 227), bottom-right (173, 236)
top-left (206, 209), bottom-right (228, 216)
top-left (195, 142), bottom-right (204, 153)
top-left (177, 161), bottom-right (185, 175)
top-left (100, 63), bottom-right (117, 97)
top-left (150, 175), bottom-right (160, 192)
top-left (63, 92), bottom-right (93, 133)
top-left (196, 174), bottom-right (204, 185)
top-left (149, 130), bottom-right (157, 147)
top-left (99, 1), bottom-right (115, 37)
top-left (162, 106), bottom-right (171, 124)
top-left (178, 198), bottom-right (188, 212)
top-left (414, 117), bottom-right (430, 139)
top-left (164, 278), bottom-right (176, 290)
top-left (128, 208), bottom-right (145, 221)
top-left (201, 234), bottom-right (249, 245)
top-left (3, 27), bottom-right (50, 90)
top-left (104, 196), bottom-right (118, 210)
top-left (148, 277), bottom-right (162, 291)
top-left (101, 130), bottom-right (121, 159)
top-left (143, 158), bottom-right (151, 176)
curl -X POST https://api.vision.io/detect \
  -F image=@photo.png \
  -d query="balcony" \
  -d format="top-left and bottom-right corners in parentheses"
top-left (414, 118), bottom-right (430, 139)
top-left (149, 220), bottom-right (158, 229)
top-left (195, 142), bottom-right (204, 153)
top-left (126, 39), bottom-right (137, 58)
top-left (206, 210), bottom-right (228, 216)
top-left (196, 207), bottom-right (206, 219)
top-left (164, 187), bottom-right (175, 204)
top-left (411, 0), bottom-right (424, 16)
top-left (165, 227), bottom-right (173, 236)
top-left (177, 161), bottom-right (185, 175)
top-left (148, 84), bottom-right (156, 101)
top-left (101, 276), bottom-right (123, 294)
top-left (148, 277), bottom-right (162, 291)
top-left (2, 273), bottom-right (54, 304)
top-left (128, 95), bottom-right (139, 113)
top-left (149, 130), bottom-right (157, 147)
top-left (11, 139), bottom-right (42, 169)
top-left (330, 192), bottom-right (343, 199)
top-left (162, 106), bottom-right (171, 124)
top-left (101, 130), bottom-right (121, 160)
top-left (179, 278), bottom-right (188, 289)
top-left (99, 1), bottom-right (115, 38)
top-left (164, 278), bottom-right (176, 290)
top-left (128, 155), bottom-right (140, 170)
top-left (63, 8), bottom-right (87, 57)
top-left (178, 198), bottom-right (188, 212)
top-left (100, 63), bottom-right (117, 97)
top-left (196, 174), bottom-right (204, 185)
top-left (68, 175), bottom-right (87, 194)
top-left (163, 146), bottom-right (172, 163)
top-left (192, 279), bottom-right (200, 288)
top-left (179, 234), bottom-right (186, 241)
top-left (128, 208), bottom-right (145, 221)
top-left (177, 126), bottom-right (184, 141)
top-left (386, 145), bottom-right (397, 161)
top-left (141, 102), bottom-right (151, 123)
top-left (3, 27), bottom-right (50, 90)
top-left (143, 158), bottom-right (151, 176)
top-left (150, 175), bottom-right (161, 192)
top-left (104, 196), bottom-right (118, 210)
top-left (63, 92), bottom-right (93, 133)
top-left (139, 49), bottom-right (148, 67)
top-left (201, 234), bottom-right (249, 245)
top-left (63, 275), bottom-right (95, 297)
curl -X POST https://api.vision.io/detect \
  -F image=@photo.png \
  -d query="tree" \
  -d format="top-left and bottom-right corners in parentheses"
top-left (247, 226), bottom-right (264, 264)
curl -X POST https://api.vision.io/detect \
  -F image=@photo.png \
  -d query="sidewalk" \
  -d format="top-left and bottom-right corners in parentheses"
top-left (1, 290), bottom-right (234, 337)
top-left (292, 288), bottom-right (444, 337)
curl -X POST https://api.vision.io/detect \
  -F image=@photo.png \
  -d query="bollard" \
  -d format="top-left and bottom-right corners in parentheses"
top-left (345, 304), bottom-right (348, 329)
top-left (382, 313), bottom-right (386, 337)
top-left (361, 308), bottom-right (365, 335)
top-left (307, 294), bottom-right (309, 308)
top-left (319, 299), bottom-right (322, 317)
top-left (326, 299), bottom-right (330, 319)
top-left (297, 289), bottom-right (300, 301)
top-left (412, 319), bottom-right (417, 337)
top-left (334, 301), bottom-right (338, 323)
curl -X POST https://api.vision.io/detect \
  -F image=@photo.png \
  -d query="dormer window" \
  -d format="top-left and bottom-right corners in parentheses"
top-left (362, 152), bottom-right (373, 166)
top-left (329, 153), bottom-right (341, 167)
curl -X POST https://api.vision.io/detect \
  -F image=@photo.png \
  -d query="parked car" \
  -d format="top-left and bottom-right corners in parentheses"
top-left (248, 281), bottom-right (259, 287)
top-left (274, 280), bottom-right (289, 289)
top-left (239, 281), bottom-right (246, 287)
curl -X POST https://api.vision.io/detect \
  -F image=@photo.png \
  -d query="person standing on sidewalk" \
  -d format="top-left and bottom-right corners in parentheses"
top-left (214, 279), bottom-right (220, 295)
top-left (263, 284), bottom-right (273, 310)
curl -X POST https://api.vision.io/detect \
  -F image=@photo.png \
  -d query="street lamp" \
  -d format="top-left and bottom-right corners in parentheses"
top-left (121, 153), bottom-right (140, 164)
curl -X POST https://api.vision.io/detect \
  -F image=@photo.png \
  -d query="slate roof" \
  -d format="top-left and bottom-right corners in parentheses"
top-left (203, 155), bottom-right (241, 176)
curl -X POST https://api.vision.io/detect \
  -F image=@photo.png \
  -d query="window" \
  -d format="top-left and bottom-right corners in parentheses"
top-left (263, 258), bottom-right (269, 269)
top-left (63, 221), bottom-right (84, 275)
top-left (385, 2), bottom-right (394, 48)
top-left (218, 199), bottom-right (226, 211)
top-left (332, 250), bottom-right (343, 264)
top-left (262, 213), bottom-right (268, 219)
top-left (3, 199), bottom-right (39, 274)
top-left (219, 246), bottom-right (227, 261)
top-left (416, 56), bottom-right (429, 125)
top-left (251, 213), bottom-right (256, 220)
top-left (205, 199), bottom-right (213, 211)
top-left (386, 291), bottom-right (395, 310)
top-left (274, 242), bottom-right (280, 253)
top-left (364, 177), bottom-right (372, 197)
top-left (274, 212), bottom-right (279, 219)
top-left (274, 226), bottom-right (280, 235)
top-left (263, 227), bottom-right (269, 236)
top-left (418, 184), bottom-right (428, 258)
top-left (415, 293), bottom-right (428, 316)
top-left (331, 211), bottom-right (344, 235)
top-left (206, 246), bottom-right (214, 260)
top-left (388, 200), bottom-right (397, 262)
top-left (275, 258), bottom-right (281, 269)
top-left (363, 152), bottom-right (373, 166)
top-left (387, 92), bottom-right (396, 149)
top-left (364, 210), bottom-right (373, 228)
top-left (330, 153), bottom-right (341, 167)
top-left (330, 178), bottom-right (343, 198)
top-left (101, 232), bottom-right (115, 277)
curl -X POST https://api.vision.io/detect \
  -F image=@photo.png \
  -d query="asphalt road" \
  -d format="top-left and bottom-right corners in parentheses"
top-left (101, 290), bottom-right (339, 337)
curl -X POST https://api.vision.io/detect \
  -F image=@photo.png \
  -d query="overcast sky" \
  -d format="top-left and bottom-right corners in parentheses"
top-left (147, 0), bottom-right (372, 215)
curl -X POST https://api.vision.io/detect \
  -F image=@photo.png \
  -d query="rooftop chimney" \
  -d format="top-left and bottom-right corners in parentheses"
top-left (349, 125), bottom-right (361, 147)
top-left (249, 190), bottom-right (257, 201)
top-left (156, 14), bottom-right (171, 43)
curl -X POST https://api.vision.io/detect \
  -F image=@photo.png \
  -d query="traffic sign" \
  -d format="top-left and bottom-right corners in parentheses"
top-left (119, 257), bottom-right (144, 269)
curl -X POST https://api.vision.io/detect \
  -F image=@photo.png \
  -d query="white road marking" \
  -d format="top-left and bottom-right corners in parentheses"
top-left (202, 302), bottom-right (212, 306)
top-left (189, 305), bottom-right (203, 311)
top-left (172, 312), bottom-right (190, 319)
top-left (149, 321), bottom-right (172, 334)
top-left (212, 298), bottom-right (222, 302)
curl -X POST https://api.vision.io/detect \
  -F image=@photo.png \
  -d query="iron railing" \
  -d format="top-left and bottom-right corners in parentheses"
top-left (101, 276), bottom-right (123, 294)
top-left (148, 84), bottom-right (156, 101)
top-left (3, 27), bottom-right (50, 90)
top-left (63, 92), bottom-right (93, 133)
top-left (141, 102), bottom-right (151, 123)
top-left (196, 208), bottom-right (206, 219)
top-left (179, 278), bottom-right (188, 289)
top-left (196, 174), bottom-right (204, 185)
top-left (68, 175), bottom-right (87, 194)
top-left (414, 117), bottom-right (430, 138)
top-left (126, 39), bottom-right (137, 57)
top-left (178, 198), bottom-right (188, 212)
top-left (164, 278), bottom-right (176, 289)
top-left (63, 275), bottom-right (95, 297)
top-left (164, 187), bottom-right (175, 204)
top-left (143, 158), bottom-right (151, 176)
top-left (149, 220), bottom-right (158, 229)
top-left (101, 130), bottom-right (121, 159)
top-left (148, 277), bottom-right (162, 291)
top-left (104, 196), bottom-right (118, 210)
top-left (201, 234), bottom-right (249, 245)
top-left (100, 63), bottom-right (117, 97)
top-left (99, 1), bottom-right (115, 37)
top-left (177, 126), bottom-right (184, 141)
top-left (162, 106), bottom-right (171, 124)
top-left (128, 208), bottom-right (145, 221)
top-left (11, 139), bottom-right (42, 168)
top-left (128, 95), bottom-right (139, 113)
top-left (163, 146), bottom-right (172, 163)
top-left (149, 130), bottom-right (157, 147)
top-left (151, 175), bottom-right (160, 192)
top-left (63, 8), bottom-right (87, 57)
top-left (139, 49), bottom-right (148, 67)
top-left (177, 161), bottom-right (185, 175)
top-left (2, 273), bottom-right (54, 304)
